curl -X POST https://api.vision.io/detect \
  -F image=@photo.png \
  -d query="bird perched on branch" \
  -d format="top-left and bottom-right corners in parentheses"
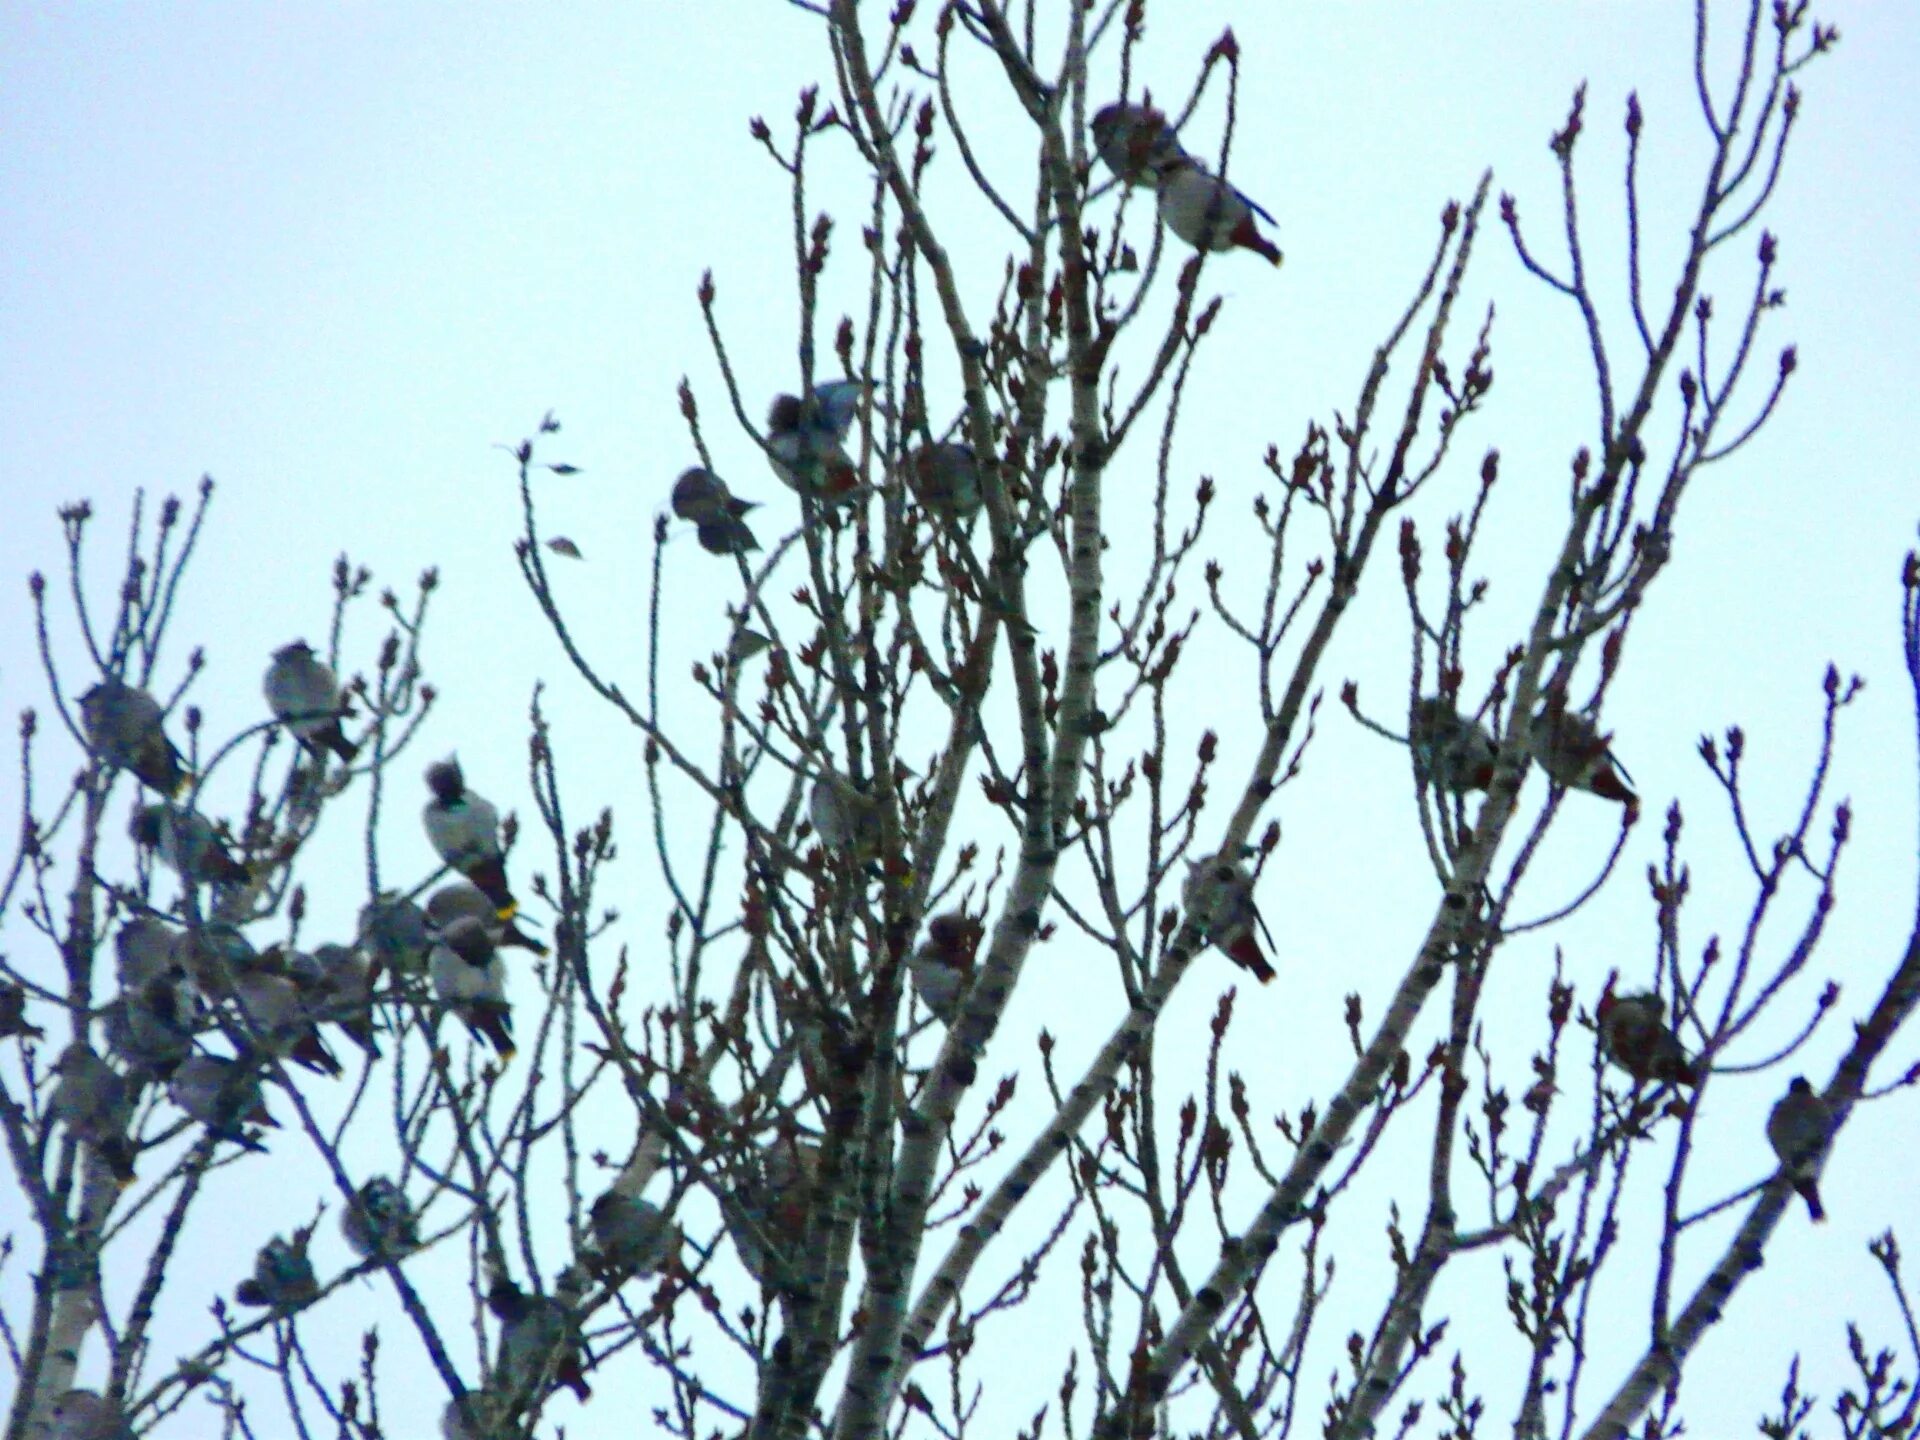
top-left (294, 943), bottom-right (381, 1058)
top-left (1767, 1076), bottom-right (1832, 1221)
top-left (489, 1276), bottom-right (592, 1401)
top-left (1595, 974), bottom-right (1700, 1088)
top-left (130, 805), bottom-right (250, 887)
top-left (222, 970), bottom-right (341, 1078)
top-left (905, 441), bottom-right (984, 523)
top-left (1525, 699), bottom-right (1636, 809)
top-left (1182, 851), bottom-right (1276, 983)
top-left (49, 1044), bottom-right (137, 1185)
top-left (341, 1175), bottom-right (417, 1259)
top-left (423, 759), bottom-right (518, 918)
top-left (358, 891), bottom-right (433, 982)
top-left (79, 677), bottom-right (189, 796)
top-left (236, 1227), bottom-right (320, 1309)
top-left (429, 915), bottom-right (515, 1060)
top-left (1155, 158), bottom-right (1282, 266)
top-left (766, 380), bottom-right (869, 504)
top-left (908, 911), bottom-right (983, 1026)
top-left (1090, 100), bottom-right (1188, 185)
top-left (168, 1052), bottom-right (277, 1151)
top-left (588, 1189), bottom-right (682, 1282)
top-left (263, 640), bottom-right (358, 762)
top-left (427, 880), bottom-right (547, 956)
top-left (809, 771), bottom-right (883, 867)
top-left (0, 980), bottom-right (42, 1042)
top-left (672, 467), bottom-right (761, 556)
top-left (1410, 697), bottom-right (1498, 795)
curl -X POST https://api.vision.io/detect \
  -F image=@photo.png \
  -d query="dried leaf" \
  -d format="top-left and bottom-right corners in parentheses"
top-left (546, 537), bottom-right (584, 559)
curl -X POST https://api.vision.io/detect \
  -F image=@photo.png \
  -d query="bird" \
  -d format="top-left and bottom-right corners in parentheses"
top-left (1090, 100), bottom-right (1188, 185)
top-left (908, 911), bottom-right (983, 1026)
top-left (45, 1389), bottom-right (134, 1440)
top-left (0, 980), bottom-right (43, 1041)
top-left (263, 640), bottom-right (358, 762)
top-left (177, 923), bottom-right (261, 993)
top-left (422, 759), bottom-right (519, 918)
top-left (103, 976), bottom-right (199, 1081)
top-left (297, 943), bottom-right (381, 1057)
top-left (1525, 699), bottom-right (1636, 808)
top-left (129, 804), bottom-right (250, 887)
top-left (1182, 851), bottom-right (1277, 983)
top-left (1767, 1076), bottom-right (1831, 1221)
top-left (588, 1190), bottom-right (682, 1282)
top-left (765, 380), bottom-right (869, 503)
top-left (729, 1136), bottom-right (819, 1294)
top-left (426, 880), bottom-right (548, 956)
top-left (78, 677), bottom-right (189, 796)
top-left (114, 916), bottom-right (181, 990)
top-left (488, 1276), bottom-right (592, 1401)
top-left (429, 915), bottom-right (515, 1060)
top-left (1155, 158), bottom-right (1282, 266)
top-left (441, 1390), bottom-right (509, 1440)
top-left (167, 1053), bottom-right (277, 1151)
top-left (905, 442), bottom-right (984, 522)
top-left (357, 891), bottom-right (433, 982)
top-left (1594, 975), bottom-right (1700, 1087)
top-left (221, 970), bottom-right (342, 1078)
top-left (808, 771), bottom-right (882, 865)
top-left (235, 1227), bottom-right (320, 1309)
top-left (672, 467), bottom-right (761, 556)
top-left (341, 1175), bottom-right (417, 1260)
top-left (48, 1044), bottom-right (137, 1185)
top-left (1410, 698), bottom-right (1498, 795)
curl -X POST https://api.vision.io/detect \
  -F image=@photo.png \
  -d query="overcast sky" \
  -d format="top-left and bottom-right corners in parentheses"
top-left (4, 4), bottom-right (1918, 1435)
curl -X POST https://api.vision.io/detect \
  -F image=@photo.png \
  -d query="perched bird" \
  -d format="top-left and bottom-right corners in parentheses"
top-left (488, 1276), bottom-right (591, 1401)
top-left (427, 880), bottom-right (548, 956)
top-left (49, 1044), bottom-right (137, 1184)
top-left (808, 771), bottom-right (882, 865)
top-left (730, 1136), bottom-right (819, 1293)
top-left (1182, 851), bottom-right (1277, 983)
top-left (766, 380), bottom-right (869, 503)
top-left (672, 467), bottom-right (760, 556)
top-left (236, 1228), bottom-right (320, 1309)
top-left (908, 911), bottom-right (983, 1026)
top-left (299, 943), bottom-right (381, 1057)
top-left (263, 640), bottom-right (358, 762)
top-left (222, 970), bottom-right (342, 1078)
top-left (168, 1053), bottom-right (277, 1151)
top-left (78, 677), bottom-right (188, 796)
top-left (114, 916), bottom-right (181, 990)
top-left (430, 916), bottom-right (515, 1060)
top-left (423, 760), bottom-right (518, 919)
top-left (178, 923), bottom-right (261, 992)
top-left (588, 1189), bottom-right (682, 1281)
top-left (441, 1390), bottom-right (509, 1440)
top-left (45, 1389), bottom-right (133, 1440)
top-left (0, 979), bottom-right (43, 1041)
top-left (1090, 100), bottom-right (1187, 185)
top-left (1155, 158), bottom-right (1282, 266)
top-left (905, 442), bottom-right (984, 522)
top-left (1594, 975), bottom-right (1701, 1088)
top-left (1525, 700), bottom-right (1636, 808)
top-left (130, 805), bottom-right (250, 887)
top-left (1410, 698), bottom-right (1498, 795)
top-left (341, 1175), bottom-right (417, 1260)
top-left (357, 892), bottom-right (433, 981)
top-left (1767, 1076), bottom-right (1832, 1222)
top-left (103, 978), bottom-right (199, 1081)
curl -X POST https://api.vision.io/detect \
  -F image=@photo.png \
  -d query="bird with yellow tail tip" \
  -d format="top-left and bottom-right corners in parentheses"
top-left (423, 758), bottom-right (519, 919)
top-left (430, 914), bottom-right (515, 1060)
top-left (1155, 157), bottom-right (1282, 266)
top-left (80, 676), bottom-right (190, 796)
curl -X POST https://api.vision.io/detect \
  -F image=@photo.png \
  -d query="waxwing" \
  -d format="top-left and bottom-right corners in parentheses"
top-left (426, 880), bottom-right (548, 956)
top-left (49, 1044), bottom-right (137, 1184)
top-left (1155, 158), bottom-right (1282, 266)
top-left (358, 892), bottom-right (433, 981)
top-left (79, 677), bottom-right (188, 797)
top-left (130, 804), bottom-right (249, 887)
top-left (235, 1226), bottom-right (320, 1309)
top-left (905, 441), bottom-right (984, 522)
top-left (423, 760), bottom-right (518, 918)
top-left (589, 1189), bottom-right (682, 1282)
top-left (908, 911), bottom-right (982, 1026)
top-left (0, 980), bottom-right (42, 1041)
top-left (766, 380), bottom-right (869, 504)
top-left (263, 640), bottom-right (358, 762)
top-left (429, 916), bottom-right (515, 1060)
top-left (1525, 700), bottom-right (1636, 808)
top-left (341, 1175), bottom-right (416, 1259)
top-left (168, 1053), bottom-right (277, 1151)
top-left (1410, 698), bottom-right (1498, 795)
top-left (46, 1389), bottom-right (133, 1440)
top-left (488, 1276), bottom-right (591, 1401)
top-left (1767, 1076), bottom-right (1832, 1221)
top-left (1090, 100), bottom-right (1187, 185)
top-left (1182, 851), bottom-right (1276, 983)
top-left (672, 467), bottom-right (761, 556)
top-left (1595, 975), bottom-right (1700, 1088)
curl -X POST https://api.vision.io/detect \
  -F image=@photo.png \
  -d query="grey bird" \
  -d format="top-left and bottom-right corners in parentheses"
top-left (49, 1044), bottom-right (137, 1184)
top-left (236, 1226), bottom-right (320, 1309)
top-left (489, 1276), bottom-right (591, 1400)
top-left (908, 911), bottom-right (983, 1026)
top-left (357, 892), bottom-right (433, 982)
top-left (1767, 1076), bottom-right (1832, 1222)
top-left (114, 916), bottom-right (181, 990)
top-left (168, 1053), bottom-right (276, 1151)
top-left (588, 1189), bottom-right (682, 1281)
top-left (429, 916), bottom-right (515, 1060)
top-left (1410, 698), bottom-right (1498, 795)
top-left (1182, 851), bottom-right (1277, 983)
top-left (672, 467), bottom-right (761, 556)
top-left (441, 1390), bottom-right (510, 1440)
top-left (0, 980), bottom-right (43, 1041)
top-left (423, 760), bottom-right (518, 919)
top-left (130, 804), bottom-right (250, 886)
top-left (1524, 699), bottom-right (1637, 808)
top-left (79, 677), bottom-right (189, 797)
top-left (1155, 157), bottom-right (1282, 266)
top-left (103, 977), bottom-right (199, 1081)
top-left (729, 1136), bottom-right (819, 1294)
top-left (341, 1175), bottom-right (417, 1259)
top-left (178, 923), bottom-right (261, 993)
top-left (300, 943), bottom-right (381, 1057)
top-left (765, 381), bottom-right (868, 504)
top-left (808, 771), bottom-right (882, 865)
top-left (223, 970), bottom-right (342, 1078)
top-left (905, 442), bottom-right (984, 522)
top-left (1090, 100), bottom-right (1187, 185)
top-left (426, 880), bottom-right (547, 956)
top-left (263, 640), bottom-right (359, 762)
top-left (45, 1389), bottom-right (134, 1440)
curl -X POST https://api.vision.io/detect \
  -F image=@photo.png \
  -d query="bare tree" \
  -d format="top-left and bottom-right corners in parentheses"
top-left (7, 3), bottom-right (1918, 1440)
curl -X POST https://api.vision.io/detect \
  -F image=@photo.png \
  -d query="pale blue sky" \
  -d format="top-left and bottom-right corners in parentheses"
top-left (3, 4), bottom-right (1917, 1435)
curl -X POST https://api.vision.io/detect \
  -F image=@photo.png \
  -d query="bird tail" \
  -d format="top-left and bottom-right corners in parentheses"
top-left (291, 1030), bottom-right (343, 1078)
top-left (321, 724), bottom-right (360, 763)
top-left (1222, 932), bottom-right (1277, 984)
top-left (1588, 764), bottom-right (1637, 807)
top-left (469, 1004), bottom-right (515, 1061)
top-left (463, 858), bottom-right (519, 919)
top-left (499, 919), bottom-right (550, 957)
top-left (1795, 1177), bottom-right (1826, 1223)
